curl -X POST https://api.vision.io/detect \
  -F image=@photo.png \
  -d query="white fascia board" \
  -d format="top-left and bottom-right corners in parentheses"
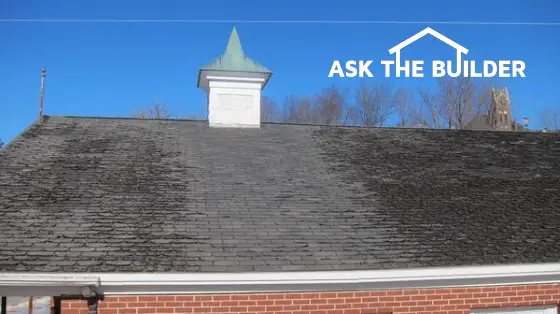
top-left (0, 273), bottom-right (101, 296)
top-left (0, 273), bottom-right (100, 286)
top-left (209, 123), bottom-right (261, 128)
top-left (206, 75), bottom-right (265, 83)
top-left (208, 80), bottom-right (262, 90)
top-left (1, 263), bottom-right (560, 296)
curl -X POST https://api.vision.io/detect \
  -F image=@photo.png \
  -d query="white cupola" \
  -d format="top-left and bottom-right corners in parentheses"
top-left (197, 27), bottom-right (272, 128)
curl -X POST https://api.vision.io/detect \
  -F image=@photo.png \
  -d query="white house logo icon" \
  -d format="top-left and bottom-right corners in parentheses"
top-left (328, 27), bottom-right (526, 78)
top-left (388, 27), bottom-right (468, 77)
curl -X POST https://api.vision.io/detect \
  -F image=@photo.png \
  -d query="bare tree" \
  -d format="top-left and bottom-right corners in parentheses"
top-left (282, 95), bottom-right (298, 123)
top-left (261, 96), bottom-right (279, 122)
top-left (134, 103), bottom-right (172, 119)
top-left (314, 85), bottom-right (345, 125)
top-left (354, 83), bottom-right (394, 127)
top-left (393, 87), bottom-right (417, 127)
top-left (282, 95), bottom-right (316, 124)
top-left (0, 138), bottom-right (3, 149)
top-left (417, 78), bottom-right (494, 129)
top-left (417, 87), bottom-right (444, 128)
top-left (439, 77), bottom-right (477, 129)
top-left (475, 81), bottom-right (494, 116)
top-left (340, 106), bottom-right (361, 126)
top-left (541, 107), bottom-right (560, 131)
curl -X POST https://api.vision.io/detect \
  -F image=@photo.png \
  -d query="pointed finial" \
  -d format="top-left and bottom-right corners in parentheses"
top-left (224, 26), bottom-right (245, 58)
top-left (38, 68), bottom-right (47, 122)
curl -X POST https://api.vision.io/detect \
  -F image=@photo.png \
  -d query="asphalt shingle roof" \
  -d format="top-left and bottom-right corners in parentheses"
top-left (1, 116), bottom-right (559, 272)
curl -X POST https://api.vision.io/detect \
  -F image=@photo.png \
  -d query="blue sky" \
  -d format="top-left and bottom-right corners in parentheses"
top-left (1, 0), bottom-right (559, 143)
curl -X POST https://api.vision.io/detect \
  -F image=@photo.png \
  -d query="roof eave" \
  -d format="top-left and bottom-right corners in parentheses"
top-left (197, 69), bottom-right (273, 89)
top-left (2, 263), bottom-right (560, 296)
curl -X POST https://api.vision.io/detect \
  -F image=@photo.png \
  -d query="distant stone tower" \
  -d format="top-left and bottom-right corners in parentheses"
top-left (464, 87), bottom-right (526, 131)
top-left (488, 88), bottom-right (513, 131)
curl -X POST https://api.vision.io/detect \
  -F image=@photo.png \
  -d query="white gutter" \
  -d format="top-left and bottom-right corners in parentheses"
top-left (0, 274), bottom-right (100, 286)
top-left (1, 263), bottom-right (560, 296)
top-left (0, 274), bottom-right (101, 296)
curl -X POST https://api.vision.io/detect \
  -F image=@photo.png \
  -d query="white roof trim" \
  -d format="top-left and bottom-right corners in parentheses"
top-left (389, 27), bottom-right (469, 55)
top-left (0, 273), bottom-right (99, 286)
top-left (205, 75), bottom-right (265, 82)
top-left (1, 263), bottom-right (560, 296)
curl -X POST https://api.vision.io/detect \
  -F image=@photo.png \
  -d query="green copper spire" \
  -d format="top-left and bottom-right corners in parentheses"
top-left (224, 27), bottom-right (245, 58)
top-left (199, 27), bottom-right (271, 74)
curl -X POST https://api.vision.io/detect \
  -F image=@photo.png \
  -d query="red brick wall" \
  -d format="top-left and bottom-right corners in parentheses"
top-left (60, 283), bottom-right (560, 314)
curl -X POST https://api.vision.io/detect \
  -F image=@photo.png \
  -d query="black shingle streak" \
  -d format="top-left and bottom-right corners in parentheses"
top-left (0, 116), bottom-right (559, 272)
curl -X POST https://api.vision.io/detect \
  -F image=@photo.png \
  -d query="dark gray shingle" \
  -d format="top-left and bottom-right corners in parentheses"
top-left (0, 116), bottom-right (559, 272)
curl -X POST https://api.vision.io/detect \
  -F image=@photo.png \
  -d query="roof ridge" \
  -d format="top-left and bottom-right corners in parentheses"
top-left (35, 116), bottom-right (555, 134)
top-left (0, 118), bottom-right (43, 151)
top-left (261, 121), bottom-right (552, 134)
top-left (44, 115), bottom-right (209, 123)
